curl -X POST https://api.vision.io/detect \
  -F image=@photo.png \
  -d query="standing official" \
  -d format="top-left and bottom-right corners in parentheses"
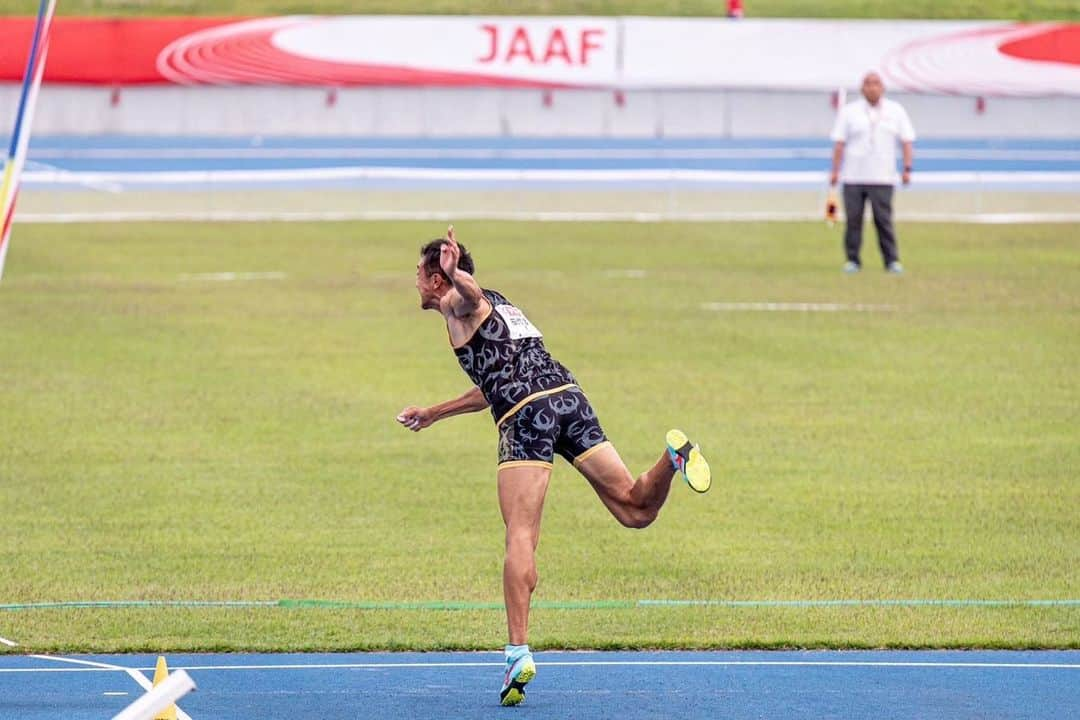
top-left (829, 72), bottom-right (916, 274)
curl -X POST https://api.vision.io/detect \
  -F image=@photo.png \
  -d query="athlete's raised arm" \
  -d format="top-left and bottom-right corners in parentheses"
top-left (440, 226), bottom-right (484, 318)
top-left (396, 385), bottom-right (490, 432)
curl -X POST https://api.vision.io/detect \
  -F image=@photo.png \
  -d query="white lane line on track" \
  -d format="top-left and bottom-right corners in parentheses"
top-left (24, 147), bottom-right (1080, 163)
top-left (30, 655), bottom-right (153, 688)
top-left (25, 159), bottom-right (124, 193)
top-left (6, 659), bottom-right (1077, 672)
top-left (22, 167), bottom-right (1080, 186)
top-left (28, 655), bottom-right (192, 720)
top-left (180, 660), bottom-right (1080, 670)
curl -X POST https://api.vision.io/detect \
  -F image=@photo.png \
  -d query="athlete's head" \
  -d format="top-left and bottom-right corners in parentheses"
top-left (416, 238), bottom-right (475, 310)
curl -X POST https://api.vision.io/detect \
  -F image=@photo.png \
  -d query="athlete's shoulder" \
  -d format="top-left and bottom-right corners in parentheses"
top-left (482, 287), bottom-right (511, 305)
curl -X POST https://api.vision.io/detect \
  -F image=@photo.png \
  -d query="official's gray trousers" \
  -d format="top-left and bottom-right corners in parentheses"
top-left (843, 183), bottom-right (899, 267)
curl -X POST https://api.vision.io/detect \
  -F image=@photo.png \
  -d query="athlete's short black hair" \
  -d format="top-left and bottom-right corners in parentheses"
top-left (420, 238), bottom-right (475, 281)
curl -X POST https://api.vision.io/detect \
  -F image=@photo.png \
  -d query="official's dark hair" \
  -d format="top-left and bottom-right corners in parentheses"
top-left (419, 239), bottom-right (475, 281)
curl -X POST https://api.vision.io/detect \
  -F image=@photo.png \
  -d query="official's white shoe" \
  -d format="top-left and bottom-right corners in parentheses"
top-left (843, 261), bottom-right (861, 274)
top-left (666, 429), bottom-right (711, 494)
top-left (499, 649), bottom-right (536, 706)
top-left (886, 261), bottom-right (904, 274)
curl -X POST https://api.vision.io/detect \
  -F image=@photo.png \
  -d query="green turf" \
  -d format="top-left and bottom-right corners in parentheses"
top-left (1, 0), bottom-right (1077, 19)
top-left (1, 220), bottom-right (1078, 653)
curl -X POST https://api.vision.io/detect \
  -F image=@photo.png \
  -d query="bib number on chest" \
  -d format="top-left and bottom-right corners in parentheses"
top-left (494, 304), bottom-right (543, 340)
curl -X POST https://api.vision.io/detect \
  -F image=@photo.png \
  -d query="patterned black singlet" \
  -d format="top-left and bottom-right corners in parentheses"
top-left (453, 289), bottom-right (608, 468)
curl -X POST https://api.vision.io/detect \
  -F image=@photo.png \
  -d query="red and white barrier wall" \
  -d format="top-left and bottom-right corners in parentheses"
top-left (1, 16), bottom-right (1078, 136)
top-left (0, 16), bottom-right (1076, 94)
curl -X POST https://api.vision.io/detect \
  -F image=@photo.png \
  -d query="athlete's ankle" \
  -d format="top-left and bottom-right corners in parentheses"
top-left (505, 643), bottom-right (530, 658)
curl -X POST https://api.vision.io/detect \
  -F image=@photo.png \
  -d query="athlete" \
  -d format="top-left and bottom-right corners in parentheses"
top-left (396, 227), bottom-right (711, 706)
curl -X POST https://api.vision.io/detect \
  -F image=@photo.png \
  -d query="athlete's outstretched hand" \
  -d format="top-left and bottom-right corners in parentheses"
top-left (396, 405), bottom-right (434, 432)
top-left (440, 225), bottom-right (461, 278)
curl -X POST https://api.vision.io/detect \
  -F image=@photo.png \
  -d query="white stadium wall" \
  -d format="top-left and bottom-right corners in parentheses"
top-left (4, 84), bottom-right (1079, 139)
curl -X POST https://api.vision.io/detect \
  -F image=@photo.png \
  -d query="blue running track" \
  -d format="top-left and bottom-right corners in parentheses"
top-left (14, 136), bottom-right (1080, 174)
top-left (1, 650), bottom-right (1078, 719)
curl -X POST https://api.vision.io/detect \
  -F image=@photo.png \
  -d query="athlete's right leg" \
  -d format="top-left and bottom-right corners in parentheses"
top-left (574, 443), bottom-right (676, 529)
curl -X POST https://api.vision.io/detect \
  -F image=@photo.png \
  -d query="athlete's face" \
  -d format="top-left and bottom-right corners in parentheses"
top-left (415, 258), bottom-right (444, 310)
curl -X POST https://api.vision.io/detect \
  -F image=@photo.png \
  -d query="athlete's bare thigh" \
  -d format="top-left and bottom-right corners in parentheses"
top-left (497, 464), bottom-right (552, 541)
top-left (573, 443), bottom-right (636, 516)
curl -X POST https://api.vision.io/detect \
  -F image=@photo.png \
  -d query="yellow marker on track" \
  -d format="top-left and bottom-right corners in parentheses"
top-left (152, 657), bottom-right (178, 720)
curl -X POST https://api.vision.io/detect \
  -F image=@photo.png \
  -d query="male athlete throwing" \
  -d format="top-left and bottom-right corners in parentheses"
top-left (396, 227), bottom-right (710, 706)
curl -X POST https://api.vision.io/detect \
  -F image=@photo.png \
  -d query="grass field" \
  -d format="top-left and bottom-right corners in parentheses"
top-left (2, 0), bottom-right (1077, 19)
top-left (0, 220), bottom-right (1077, 653)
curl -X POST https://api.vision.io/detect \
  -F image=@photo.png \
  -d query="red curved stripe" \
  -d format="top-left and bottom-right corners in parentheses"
top-left (0, 18), bottom-right (237, 84)
top-left (158, 21), bottom-right (574, 88)
top-left (999, 25), bottom-right (1080, 67)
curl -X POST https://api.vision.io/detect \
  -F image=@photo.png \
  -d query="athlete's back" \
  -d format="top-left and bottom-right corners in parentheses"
top-left (453, 288), bottom-right (576, 426)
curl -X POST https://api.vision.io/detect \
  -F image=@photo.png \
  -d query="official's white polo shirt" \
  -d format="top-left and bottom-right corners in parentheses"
top-left (830, 97), bottom-right (916, 185)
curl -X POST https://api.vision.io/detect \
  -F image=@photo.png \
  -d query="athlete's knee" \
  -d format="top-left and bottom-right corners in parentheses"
top-left (505, 523), bottom-right (540, 552)
top-left (618, 505), bottom-right (657, 530)
top-left (504, 551), bottom-right (538, 590)
top-left (505, 557), bottom-right (537, 584)
top-left (612, 487), bottom-right (659, 529)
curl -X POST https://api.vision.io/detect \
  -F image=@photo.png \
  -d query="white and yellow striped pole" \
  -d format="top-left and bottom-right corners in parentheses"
top-left (0, 0), bottom-right (57, 283)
